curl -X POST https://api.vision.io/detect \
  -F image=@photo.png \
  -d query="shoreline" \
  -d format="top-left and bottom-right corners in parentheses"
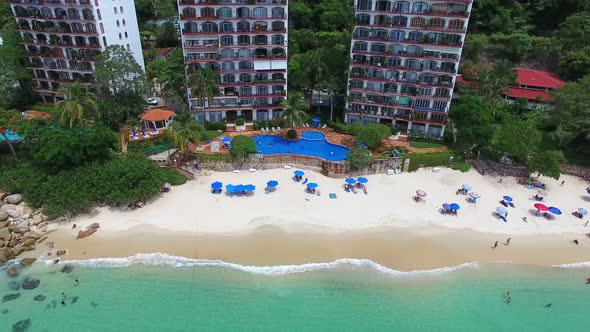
top-left (21, 167), bottom-right (590, 271)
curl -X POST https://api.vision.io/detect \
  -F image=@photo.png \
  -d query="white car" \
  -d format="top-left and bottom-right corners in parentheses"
top-left (147, 97), bottom-right (158, 106)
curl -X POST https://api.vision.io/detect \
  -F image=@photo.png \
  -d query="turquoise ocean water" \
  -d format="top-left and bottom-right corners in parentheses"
top-left (1, 255), bottom-right (590, 331)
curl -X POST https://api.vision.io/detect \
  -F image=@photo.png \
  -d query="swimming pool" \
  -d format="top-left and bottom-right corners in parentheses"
top-left (254, 131), bottom-right (349, 161)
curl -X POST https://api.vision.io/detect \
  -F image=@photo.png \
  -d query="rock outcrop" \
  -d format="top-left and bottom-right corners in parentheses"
top-left (33, 294), bottom-right (45, 301)
top-left (2, 293), bottom-right (20, 302)
top-left (19, 258), bottom-right (36, 267)
top-left (12, 318), bottom-right (31, 332)
top-left (21, 278), bottom-right (40, 290)
top-left (0, 211), bottom-right (8, 222)
top-left (76, 228), bottom-right (97, 239)
top-left (5, 194), bottom-right (23, 205)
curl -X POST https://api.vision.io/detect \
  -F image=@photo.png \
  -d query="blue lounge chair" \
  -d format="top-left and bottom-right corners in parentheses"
top-left (131, 129), bottom-right (138, 141)
top-left (151, 126), bottom-right (158, 136)
top-left (141, 129), bottom-right (149, 139)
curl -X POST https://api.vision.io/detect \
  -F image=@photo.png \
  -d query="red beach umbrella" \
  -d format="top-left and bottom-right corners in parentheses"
top-left (534, 203), bottom-right (549, 211)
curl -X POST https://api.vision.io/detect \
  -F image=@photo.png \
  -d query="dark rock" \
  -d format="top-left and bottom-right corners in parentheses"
top-left (1, 308), bottom-right (7, 314)
top-left (33, 295), bottom-right (45, 301)
top-left (5, 194), bottom-right (23, 205)
top-left (21, 278), bottom-right (40, 290)
top-left (19, 258), bottom-right (36, 267)
top-left (56, 249), bottom-right (66, 257)
top-left (12, 318), bottom-right (31, 332)
top-left (87, 223), bottom-right (100, 229)
top-left (60, 264), bottom-right (73, 273)
top-left (8, 281), bottom-right (21, 291)
top-left (70, 296), bottom-right (79, 304)
top-left (7, 266), bottom-right (19, 277)
top-left (2, 293), bottom-right (20, 302)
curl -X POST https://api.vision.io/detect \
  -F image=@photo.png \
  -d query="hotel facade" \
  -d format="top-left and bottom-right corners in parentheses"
top-left (345, 0), bottom-right (472, 137)
top-left (8, 0), bottom-right (145, 103)
top-left (178, 0), bottom-right (288, 124)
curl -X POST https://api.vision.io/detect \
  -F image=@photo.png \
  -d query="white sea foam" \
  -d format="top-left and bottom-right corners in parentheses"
top-left (553, 261), bottom-right (590, 268)
top-left (42, 253), bottom-right (479, 277)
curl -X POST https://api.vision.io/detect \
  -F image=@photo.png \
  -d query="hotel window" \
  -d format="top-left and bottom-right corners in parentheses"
top-left (114, 7), bottom-right (117, 14)
top-left (124, 32), bottom-right (128, 38)
top-left (122, 19), bottom-right (126, 26)
top-left (120, 6), bottom-right (124, 14)
top-left (100, 23), bottom-right (104, 33)
top-left (126, 44), bottom-right (130, 51)
top-left (118, 33), bottom-right (122, 39)
top-left (433, 100), bottom-right (447, 110)
top-left (116, 20), bottom-right (120, 27)
top-left (97, 9), bottom-right (101, 20)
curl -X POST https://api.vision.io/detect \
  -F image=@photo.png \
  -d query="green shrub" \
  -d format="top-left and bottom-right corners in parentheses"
top-left (357, 125), bottom-right (383, 149)
top-left (26, 104), bottom-right (55, 113)
top-left (204, 122), bottom-right (226, 131)
top-left (391, 125), bottom-right (400, 135)
top-left (449, 161), bottom-right (471, 172)
top-left (161, 169), bottom-right (187, 185)
top-left (286, 129), bottom-right (298, 140)
top-left (230, 135), bottom-right (256, 158)
top-left (235, 116), bottom-right (245, 126)
top-left (405, 151), bottom-right (453, 172)
top-left (332, 122), bottom-right (348, 134)
top-left (347, 121), bottom-right (363, 135)
top-left (372, 123), bottom-right (392, 138)
top-left (192, 153), bottom-right (233, 163)
top-left (346, 147), bottom-right (374, 171)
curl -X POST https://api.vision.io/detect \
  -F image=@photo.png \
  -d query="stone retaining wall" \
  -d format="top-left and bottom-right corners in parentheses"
top-left (560, 164), bottom-right (590, 181)
top-left (195, 154), bottom-right (402, 178)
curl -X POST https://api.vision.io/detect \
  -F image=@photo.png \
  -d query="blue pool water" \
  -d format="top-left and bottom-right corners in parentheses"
top-left (254, 131), bottom-right (349, 161)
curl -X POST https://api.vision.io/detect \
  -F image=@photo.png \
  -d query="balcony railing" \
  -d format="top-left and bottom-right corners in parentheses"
top-left (182, 28), bottom-right (286, 34)
top-left (179, 0), bottom-right (287, 6)
top-left (9, 0), bottom-right (92, 6)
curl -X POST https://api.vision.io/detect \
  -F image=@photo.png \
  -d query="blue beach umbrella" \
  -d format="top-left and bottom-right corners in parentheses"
top-left (244, 184), bottom-right (256, 192)
top-left (307, 183), bottom-right (318, 189)
top-left (267, 180), bottom-right (279, 187)
top-left (357, 177), bottom-right (368, 184)
top-left (462, 184), bottom-right (472, 191)
top-left (442, 203), bottom-right (451, 210)
top-left (220, 137), bottom-right (232, 143)
top-left (345, 178), bottom-right (357, 185)
top-left (548, 207), bottom-right (562, 215)
top-left (211, 181), bottom-right (223, 190)
top-left (226, 184), bottom-right (235, 192)
top-left (312, 118), bottom-right (321, 123)
top-left (235, 185), bottom-right (245, 192)
top-left (450, 203), bottom-right (461, 211)
top-left (587, 188), bottom-right (590, 194)
top-left (294, 170), bottom-right (305, 176)
top-left (579, 208), bottom-right (588, 216)
top-left (496, 206), bottom-right (508, 215)
top-left (502, 196), bottom-right (513, 202)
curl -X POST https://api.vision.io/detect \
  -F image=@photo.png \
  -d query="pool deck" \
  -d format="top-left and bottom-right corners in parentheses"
top-left (191, 128), bottom-right (356, 155)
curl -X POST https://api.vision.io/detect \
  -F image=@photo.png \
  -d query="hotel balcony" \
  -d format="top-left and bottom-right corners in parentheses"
top-left (180, 6), bottom-right (286, 21)
top-left (179, 0), bottom-right (287, 6)
top-left (9, 0), bottom-right (92, 7)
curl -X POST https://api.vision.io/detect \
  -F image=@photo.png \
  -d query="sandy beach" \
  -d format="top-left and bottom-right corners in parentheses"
top-left (30, 168), bottom-right (590, 270)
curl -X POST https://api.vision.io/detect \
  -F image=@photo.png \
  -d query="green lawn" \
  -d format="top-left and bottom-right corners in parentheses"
top-left (409, 141), bottom-right (446, 149)
top-left (203, 130), bottom-right (223, 141)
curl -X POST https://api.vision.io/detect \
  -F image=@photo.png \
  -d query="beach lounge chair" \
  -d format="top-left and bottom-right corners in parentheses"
top-left (350, 186), bottom-right (357, 194)
top-left (277, 126), bottom-right (281, 131)
top-left (321, 124), bottom-right (327, 128)
top-left (302, 178), bottom-right (308, 185)
top-left (271, 127), bottom-right (276, 132)
top-left (264, 127), bottom-right (269, 132)
top-left (150, 126), bottom-right (158, 136)
top-left (303, 123), bottom-right (308, 127)
top-left (141, 129), bottom-right (149, 139)
top-left (131, 129), bottom-right (138, 141)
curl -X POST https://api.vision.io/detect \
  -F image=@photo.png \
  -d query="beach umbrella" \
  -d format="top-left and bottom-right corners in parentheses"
top-left (538, 189), bottom-right (547, 196)
top-left (534, 203), bottom-right (549, 211)
top-left (220, 137), bottom-right (232, 143)
top-left (267, 180), bottom-right (279, 187)
top-left (462, 184), bottom-right (472, 191)
top-left (548, 207), bottom-right (562, 215)
top-left (345, 178), bottom-right (356, 185)
top-left (244, 184), bottom-right (256, 192)
top-left (469, 192), bottom-right (481, 199)
top-left (312, 118), bottom-right (320, 123)
top-left (235, 185), bottom-right (245, 192)
top-left (587, 188), bottom-right (590, 194)
top-left (211, 181), bottom-right (223, 190)
top-left (496, 206), bottom-right (508, 215)
top-left (450, 203), bottom-right (461, 211)
top-left (416, 190), bottom-right (427, 197)
top-left (442, 203), bottom-right (451, 210)
top-left (294, 170), bottom-right (305, 176)
top-left (226, 184), bottom-right (235, 192)
top-left (307, 183), bottom-right (318, 189)
top-left (579, 208), bottom-right (588, 216)
top-left (357, 177), bottom-right (368, 184)
top-left (502, 196), bottom-right (513, 202)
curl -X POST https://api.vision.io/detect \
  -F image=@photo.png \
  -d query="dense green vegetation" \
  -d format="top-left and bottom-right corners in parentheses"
top-left (230, 135), bottom-right (257, 159)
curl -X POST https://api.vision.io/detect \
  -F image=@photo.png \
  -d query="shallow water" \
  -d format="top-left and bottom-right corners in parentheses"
top-left (1, 256), bottom-right (589, 331)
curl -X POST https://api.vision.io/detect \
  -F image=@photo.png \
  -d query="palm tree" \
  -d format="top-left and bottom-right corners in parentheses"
top-left (187, 67), bottom-right (220, 112)
top-left (317, 76), bottom-right (339, 122)
top-left (167, 112), bottom-right (204, 156)
top-left (54, 82), bottom-right (97, 128)
top-left (280, 93), bottom-right (309, 128)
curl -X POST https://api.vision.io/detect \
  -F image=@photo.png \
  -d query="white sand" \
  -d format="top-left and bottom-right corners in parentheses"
top-left (68, 168), bottom-right (590, 236)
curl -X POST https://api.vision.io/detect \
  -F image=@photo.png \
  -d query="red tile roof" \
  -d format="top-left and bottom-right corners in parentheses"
top-left (140, 108), bottom-right (176, 122)
top-left (157, 47), bottom-right (176, 57)
top-left (507, 87), bottom-right (552, 101)
top-left (514, 68), bottom-right (566, 89)
top-left (23, 110), bottom-right (50, 120)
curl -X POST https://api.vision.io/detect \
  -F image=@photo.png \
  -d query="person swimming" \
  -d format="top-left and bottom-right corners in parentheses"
top-left (545, 303), bottom-right (552, 307)
top-left (506, 291), bottom-right (511, 303)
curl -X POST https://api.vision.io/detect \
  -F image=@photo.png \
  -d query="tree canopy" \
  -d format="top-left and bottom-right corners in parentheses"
top-left (230, 135), bottom-right (257, 159)
top-left (95, 45), bottom-right (147, 95)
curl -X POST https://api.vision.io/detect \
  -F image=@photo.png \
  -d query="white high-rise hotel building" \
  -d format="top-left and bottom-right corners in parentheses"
top-left (8, 0), bottom-right (144, 103)
top-left (345, 0), bottom-right (472, 137)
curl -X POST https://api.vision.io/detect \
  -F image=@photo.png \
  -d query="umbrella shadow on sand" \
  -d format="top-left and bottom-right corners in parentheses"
top-left (581, 196), bottom-right (590, 202)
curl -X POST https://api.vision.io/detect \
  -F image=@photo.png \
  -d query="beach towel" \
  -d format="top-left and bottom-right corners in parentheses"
top-left (329, 193), bottom-right (337, 199)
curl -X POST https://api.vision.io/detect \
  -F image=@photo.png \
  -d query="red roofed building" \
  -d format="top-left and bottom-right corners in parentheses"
top-left (506, 68), bottom-right (566, 109)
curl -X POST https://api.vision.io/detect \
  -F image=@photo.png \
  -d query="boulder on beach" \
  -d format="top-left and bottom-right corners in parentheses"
top-left (0, 204), bottom-right (17, 213)
top-left (0, 220), bottom-right (9, 229)
top-left (21, 278), bottom-right (40, 290)
top-left (6, 209), bottom-right (21, 219)
top-left (35, 221), bottom-right (47, 229)
top-left (2, 293), bottom-right (20, 303)
top-left (60, 264), bottom-right (74, 273)
top-left (0, 211), bottom-right (8, 222)
top-left (22, 231), bottom-right (41, 240)
top-left (8, 221), bottom-right (29, 234)
top-left (87, 223), bottom-right (100, 229)
top-left (0, 239), bottom-right (4, 247)
top-left (16, 203), bottom-right (32, 216)
top-left (20, 258), bottom-right (36, 267)
top-left (12, 318), bottom-right (31, 332)
top-left (33, 294), bottom-right (45, 301)
top-left (5, 194), bottom-right (23, 205)
top-left (21, 239), bottom-right (37, 247)
top-left (76, 228), bottom-right (97, 239)
top-left (0, 227), bottom-right (10, 241)
top-left (56, 249), bottom-right (66, 257)
top-left (31, 214), bottom-right (43, 226)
